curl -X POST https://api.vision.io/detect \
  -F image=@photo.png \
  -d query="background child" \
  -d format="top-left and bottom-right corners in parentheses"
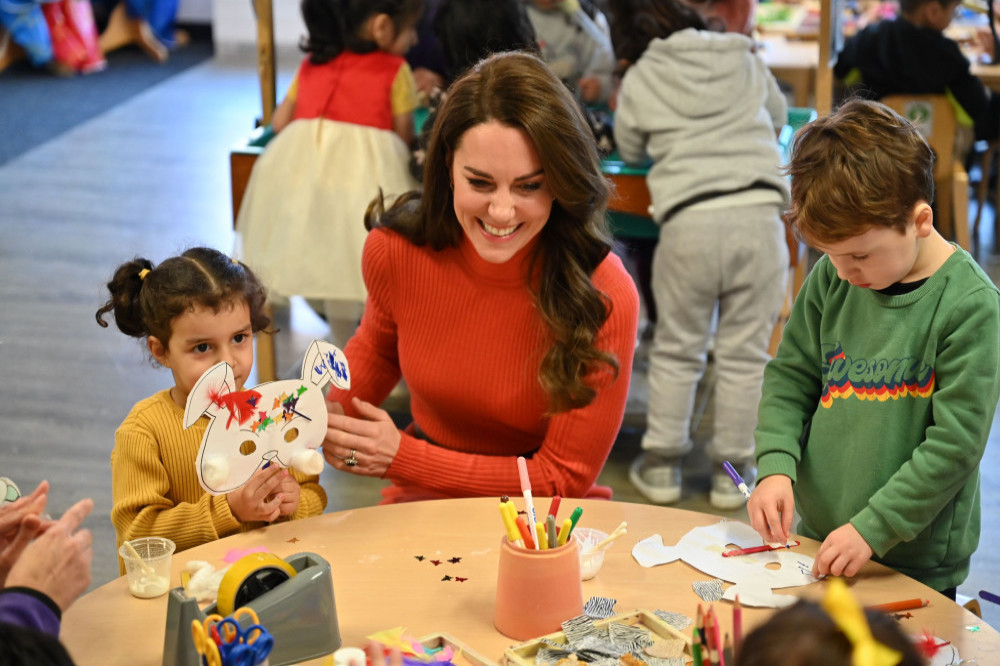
top-left (834, 0), bottom-right (1000, 150)
top-left (611, 0), bottom-right (789, 508)
top-left (410, 0), bottom-right (538, 180)
top-left (235, 0), bottom-right (423, 349)
top-left (96, 247), bottom-right (327, 569)
top-left (737, 579), bottom-right (926, 666)
top-left (749, 100), bottom-right (1000, 598)
top-left (525, 0), bottom-right (616, 104)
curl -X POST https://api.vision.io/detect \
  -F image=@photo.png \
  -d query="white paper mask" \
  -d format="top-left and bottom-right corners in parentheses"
top-left (184, 340), bottom-right (350, 495)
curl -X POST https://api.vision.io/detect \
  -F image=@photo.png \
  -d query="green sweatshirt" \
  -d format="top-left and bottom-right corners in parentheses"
top-left (755, 248), bottom-right (1000, 590)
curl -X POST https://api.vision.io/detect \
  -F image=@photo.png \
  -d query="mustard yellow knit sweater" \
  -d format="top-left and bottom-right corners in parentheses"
top-left (111, 390), bottom-right (327, 571)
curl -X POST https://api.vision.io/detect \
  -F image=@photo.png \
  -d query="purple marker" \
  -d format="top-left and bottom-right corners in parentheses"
top-left (981, 590), bottom-right (1000, 606)
top-left (722, 461), bottom-right (752, 500)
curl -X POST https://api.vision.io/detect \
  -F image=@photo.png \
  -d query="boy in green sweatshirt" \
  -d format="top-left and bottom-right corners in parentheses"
top-left (748, 99), bottom-right (1000, 597)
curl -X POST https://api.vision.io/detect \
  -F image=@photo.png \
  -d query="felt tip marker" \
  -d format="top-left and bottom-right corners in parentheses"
top-left (981, 589), bottom-right (1000, 606)
top-left (536, 522), bottom-right (548, 550)
top-left (514, 515), bottom-right (535, 550)
top-left (722, 541), bottom-right (800, 557)
top-left (517, 456), bottom-right (539, 549)
top-left (722, 461), bottom-right (752, 500)
top-left (548, 495), bottom-right (561, 520)
top-left (546, 514), bottom-right (558, 549)
top-left (567, 506), bottom-right (583, 537)
top-left (499, 501), bottom-right (522, 547)
top-left (557, 517), bottom-right (572, 546)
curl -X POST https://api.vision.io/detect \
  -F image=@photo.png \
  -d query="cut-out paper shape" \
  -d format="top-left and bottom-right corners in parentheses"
top-left (222, 546), bottom-right (270, 563)
top-left (184, 340), bottom-right (350, 495)
top-left (692, 578), bottom-right (725, 602)
top-left (632, 521), bottom-right (820, 608)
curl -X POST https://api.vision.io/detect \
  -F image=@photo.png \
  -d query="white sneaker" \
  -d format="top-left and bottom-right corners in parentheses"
top-left (710, 463), bottom-right (756, 510)
top-left (629, 452), bottom-right (682, 504)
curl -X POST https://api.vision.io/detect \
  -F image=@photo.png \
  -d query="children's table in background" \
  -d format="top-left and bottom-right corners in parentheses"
top-left (59, 497), bottom-right (1000, 665)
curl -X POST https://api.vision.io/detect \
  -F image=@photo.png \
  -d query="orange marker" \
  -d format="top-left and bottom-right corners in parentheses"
top-left (514, 515), bottom-right (535, 550)
top-left (866, 598), bottom-right (929, 613)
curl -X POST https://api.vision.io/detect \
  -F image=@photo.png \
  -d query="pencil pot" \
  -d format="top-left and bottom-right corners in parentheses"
top-left (494, 536), bottom-right (583, 640)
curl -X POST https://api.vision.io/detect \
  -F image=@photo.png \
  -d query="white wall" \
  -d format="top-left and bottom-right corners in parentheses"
top-left (212, 0), bottom-right (306, 57)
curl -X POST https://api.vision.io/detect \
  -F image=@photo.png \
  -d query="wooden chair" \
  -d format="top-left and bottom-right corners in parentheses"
top-left (880, 95), bottom-right (972, 251)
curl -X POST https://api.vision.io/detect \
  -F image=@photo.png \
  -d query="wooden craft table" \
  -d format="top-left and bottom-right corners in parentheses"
top-left (60, 498), bottom-right (999, 665)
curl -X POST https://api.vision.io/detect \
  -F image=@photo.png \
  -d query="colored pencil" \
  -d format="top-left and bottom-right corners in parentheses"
top-left (733, 594), bottom-right (742, 660)
top-left (866, 598), bottom-right (929, 613)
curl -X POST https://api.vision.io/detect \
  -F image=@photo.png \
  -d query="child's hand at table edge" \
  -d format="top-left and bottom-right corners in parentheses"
top-left (227, 464), bottom-right (284, 523)
top-left (747, 474), bottom-right (794, 544)
top-left (274, 469), bottom-right (301, 517)
top-left (813, 523), bottom-right (874, 579)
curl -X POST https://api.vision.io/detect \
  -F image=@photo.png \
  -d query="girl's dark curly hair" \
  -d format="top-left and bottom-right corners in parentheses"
top-left (300, 0), bottom-right (424, 64)
top-left (95, 247), bottom-right (270, 350)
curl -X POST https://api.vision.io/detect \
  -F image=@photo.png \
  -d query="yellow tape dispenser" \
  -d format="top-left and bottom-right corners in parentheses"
top-left (162, 551), bottom-right (341, 666)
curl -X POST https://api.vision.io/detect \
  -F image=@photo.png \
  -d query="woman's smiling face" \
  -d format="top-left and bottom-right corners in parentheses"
top-left (450, 120), bottom-right (555, 264)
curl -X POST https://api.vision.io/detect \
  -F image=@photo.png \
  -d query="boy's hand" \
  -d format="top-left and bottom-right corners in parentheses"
top-left (274, 470), bottom-right (301, 517)
top-left (226, 465), bottom-right (283, 523)
top-left (813, 523), bottom-right (873, 579)
top-left (747, 474), bottom-right (794, 544)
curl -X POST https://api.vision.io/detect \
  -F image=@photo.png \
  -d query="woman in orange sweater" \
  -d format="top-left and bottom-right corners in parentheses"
top-left (321, 51), bottom-right (639, 503)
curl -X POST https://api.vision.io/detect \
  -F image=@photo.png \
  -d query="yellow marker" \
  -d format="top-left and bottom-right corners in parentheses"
top-left (498, 501), bottom-right (521, 544)
top-left (535, 522), bottom-right (548, 550)
top-left (557, 518), bottom-right (573, 546)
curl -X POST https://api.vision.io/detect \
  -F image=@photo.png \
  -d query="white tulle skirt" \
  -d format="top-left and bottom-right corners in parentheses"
top-left (235, 118), bottom-right (418, 303)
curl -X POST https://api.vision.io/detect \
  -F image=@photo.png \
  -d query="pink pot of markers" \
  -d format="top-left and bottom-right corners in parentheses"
top-left (493, 536), bottom-right (583, 640)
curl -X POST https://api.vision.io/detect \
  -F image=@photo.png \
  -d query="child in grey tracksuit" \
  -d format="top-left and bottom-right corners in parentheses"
top-left (610, 0), bottom-right (789, 509)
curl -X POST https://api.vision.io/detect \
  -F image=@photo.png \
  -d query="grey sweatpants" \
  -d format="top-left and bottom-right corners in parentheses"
top-left (641, 203), bottom-right (788, 464)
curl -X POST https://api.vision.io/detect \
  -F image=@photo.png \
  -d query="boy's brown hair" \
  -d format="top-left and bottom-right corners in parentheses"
top-left (785, 99), bottom-right (935, 244)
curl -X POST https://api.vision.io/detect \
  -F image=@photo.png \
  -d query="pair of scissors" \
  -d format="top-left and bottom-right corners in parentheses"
top-left (216, 607), bottom-right (274, 666)
top-left (191, 619), bottom-right (222, 666)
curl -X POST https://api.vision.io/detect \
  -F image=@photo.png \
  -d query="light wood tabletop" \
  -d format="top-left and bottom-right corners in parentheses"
top-left (60, 498), bottom-right (999, 665)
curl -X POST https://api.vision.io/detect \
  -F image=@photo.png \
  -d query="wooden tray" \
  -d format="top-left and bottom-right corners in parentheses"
top-left (419, 632), bottom-right (499, 666)
top-left (502, 610), bottom-right (691, 666)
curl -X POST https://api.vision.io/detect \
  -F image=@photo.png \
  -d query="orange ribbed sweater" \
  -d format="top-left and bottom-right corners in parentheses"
top-left (329, 228), bottom-right (639, 503)
top-left (111, 390), bottom-right (327, 570)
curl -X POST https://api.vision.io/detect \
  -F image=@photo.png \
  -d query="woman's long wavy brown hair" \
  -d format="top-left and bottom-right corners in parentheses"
top-left (366, 51), bottom-right (619, 413)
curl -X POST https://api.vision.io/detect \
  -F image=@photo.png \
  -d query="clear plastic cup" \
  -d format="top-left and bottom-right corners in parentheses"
top-left (119, 536), bottom-right (174, 598)
top-left (573, 527), bottom-right (610, 581)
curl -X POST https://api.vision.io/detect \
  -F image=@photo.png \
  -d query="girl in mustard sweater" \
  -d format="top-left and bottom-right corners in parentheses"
top-left (96, 247), bottom-right (326, 568)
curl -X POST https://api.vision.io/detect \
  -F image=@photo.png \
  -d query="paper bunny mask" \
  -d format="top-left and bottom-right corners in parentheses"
top-left (184, 340), bottom-right (350, 495)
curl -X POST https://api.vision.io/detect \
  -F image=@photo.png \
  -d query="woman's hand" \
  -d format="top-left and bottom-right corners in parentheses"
top-left (323, 397), bottom-right (401, 477)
